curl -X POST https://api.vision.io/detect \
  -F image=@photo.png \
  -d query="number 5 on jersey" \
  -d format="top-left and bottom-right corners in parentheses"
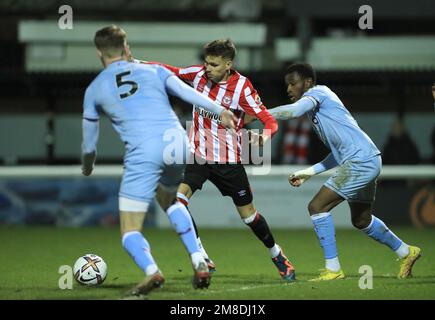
top-left (116, 71), bottom-right (138, 99)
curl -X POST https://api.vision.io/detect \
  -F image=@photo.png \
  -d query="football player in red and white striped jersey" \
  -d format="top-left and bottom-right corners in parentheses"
top-left (138, 39), bottom-right (295, 281)
top-left (156, 59), bottom-right (276, 163)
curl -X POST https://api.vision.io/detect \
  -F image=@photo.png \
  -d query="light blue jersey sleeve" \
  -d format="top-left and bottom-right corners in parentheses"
top-left (303, 86), bottom-right (329, 105)
top-left (156, 65), bottom-right (225, 115)
top-left (82, 85), bottom-right (100, 121)
top-left (312, 153), bottom-right (339, 174)
top-left (81, 85), bottom-right (100, 172)
top-left (268, 97), bottom-right (316, 119)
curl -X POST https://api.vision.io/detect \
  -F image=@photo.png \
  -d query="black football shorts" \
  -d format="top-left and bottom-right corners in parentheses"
top-left (183, 159), bottom-right (253, 207)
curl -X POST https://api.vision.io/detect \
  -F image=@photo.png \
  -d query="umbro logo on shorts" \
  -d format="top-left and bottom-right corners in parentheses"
top-left (238, 190), bottom-right (247, 197)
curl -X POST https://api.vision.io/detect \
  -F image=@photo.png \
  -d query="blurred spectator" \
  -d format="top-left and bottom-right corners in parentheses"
top-left (279, 117), bottom-right (311, 164)
top-left (382, 118), bottom-right (420, 164)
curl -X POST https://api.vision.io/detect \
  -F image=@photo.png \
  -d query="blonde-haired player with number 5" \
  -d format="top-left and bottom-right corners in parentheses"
top-left (82, 25), bottom-right (236, 296)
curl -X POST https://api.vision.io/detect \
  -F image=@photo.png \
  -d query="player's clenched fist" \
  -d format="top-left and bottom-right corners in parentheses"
top-left (288, 167), bottom-right (315, 187)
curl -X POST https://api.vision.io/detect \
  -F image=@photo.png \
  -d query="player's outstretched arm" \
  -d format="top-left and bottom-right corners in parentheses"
top-left (165, 75), bottom-right (237, 130)
top-left (247, 109), bottom-right (278, 147)
top-left (81, 118), bottom-right (99, 176)
top-left (269, 97), bottom-right (316, 120)
top-left (239, 81), bottom-right (279, 147)
top-left (289, 153), bottom-right (338, 187)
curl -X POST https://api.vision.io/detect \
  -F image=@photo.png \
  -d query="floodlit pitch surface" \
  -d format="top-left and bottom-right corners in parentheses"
top-left (0, 227), bottom-right (434, 300)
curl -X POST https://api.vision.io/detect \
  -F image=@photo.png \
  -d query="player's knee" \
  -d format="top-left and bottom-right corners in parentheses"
top-left (308, 200), bottom-right (323, 215)
top-left (351, 215), bottom-right (371, 229)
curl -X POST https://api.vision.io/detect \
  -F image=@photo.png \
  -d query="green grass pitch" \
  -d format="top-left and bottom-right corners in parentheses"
top-left (0, 226), bottom-right (434, 300)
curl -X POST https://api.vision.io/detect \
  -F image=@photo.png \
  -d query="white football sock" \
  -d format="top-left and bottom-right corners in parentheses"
top-left (191, 252), bottom-right (205, 269)
top-left (269, 244), bottom-right (281, 258)
top-left (395, 242), bottom-right (410, 259)
top-left (145, 264), bottom-right (159, 276)
top-left (242, 212), bottom-right (257, 224)
top-left (197, 237), bottom-right (210, 259)
top-left (325, 257), bottom-right (341, 272)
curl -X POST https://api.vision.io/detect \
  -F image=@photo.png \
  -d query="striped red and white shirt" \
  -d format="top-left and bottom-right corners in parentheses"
top-left (140, 61), bottom-right (278, 163)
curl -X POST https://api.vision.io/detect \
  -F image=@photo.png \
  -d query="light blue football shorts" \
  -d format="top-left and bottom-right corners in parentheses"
top-left (324, 155), bottom-right (382, 203)
top-left (119, 129), bottom-right (189, 206)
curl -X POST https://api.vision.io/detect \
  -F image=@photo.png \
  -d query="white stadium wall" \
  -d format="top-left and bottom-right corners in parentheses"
top-left (1, 113), bottom-right (433, 161)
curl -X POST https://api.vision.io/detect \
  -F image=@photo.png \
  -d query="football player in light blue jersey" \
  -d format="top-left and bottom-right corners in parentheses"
top-left (269, 63), bottom-right (421, 281)
top-left (81, 25), bottom-right (237, 296)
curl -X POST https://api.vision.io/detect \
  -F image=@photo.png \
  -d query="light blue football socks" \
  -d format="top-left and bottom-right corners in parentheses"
top-left (311, 212), bottom-right (341, 272)
top-left (362, 215), bottom-right (409, 258)
top-left (311, 212), bottom-right (410, 272)
top-left (122, 231), bottom-right (158, 276)
top-left (167, 202), bottom-right (201, 255)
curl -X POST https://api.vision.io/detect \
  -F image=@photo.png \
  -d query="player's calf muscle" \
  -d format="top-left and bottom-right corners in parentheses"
top-left (156, 186), bottom-right (176, 211)
top-left (120, 212), bottom-right (146, 234)
top-left (236, 203), bottom-right (256, 219)
top-left (351, 215), bottom-right (371, 229)
top-left (349, 202), bottom-right (372, 229)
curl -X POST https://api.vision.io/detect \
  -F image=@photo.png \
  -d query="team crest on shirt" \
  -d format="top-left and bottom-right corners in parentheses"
top-left (254, 94), bottom-right (262, 106)
top-left (222, 95), bottom-right (232, 106)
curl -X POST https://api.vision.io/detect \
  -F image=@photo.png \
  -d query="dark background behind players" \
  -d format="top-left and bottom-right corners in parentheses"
top-left (0, 0), bottom-right (434, 230)
top-left (0, 0), bottom-right (434, 166)
top-left (382, 118), bottom-right (421, 165)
